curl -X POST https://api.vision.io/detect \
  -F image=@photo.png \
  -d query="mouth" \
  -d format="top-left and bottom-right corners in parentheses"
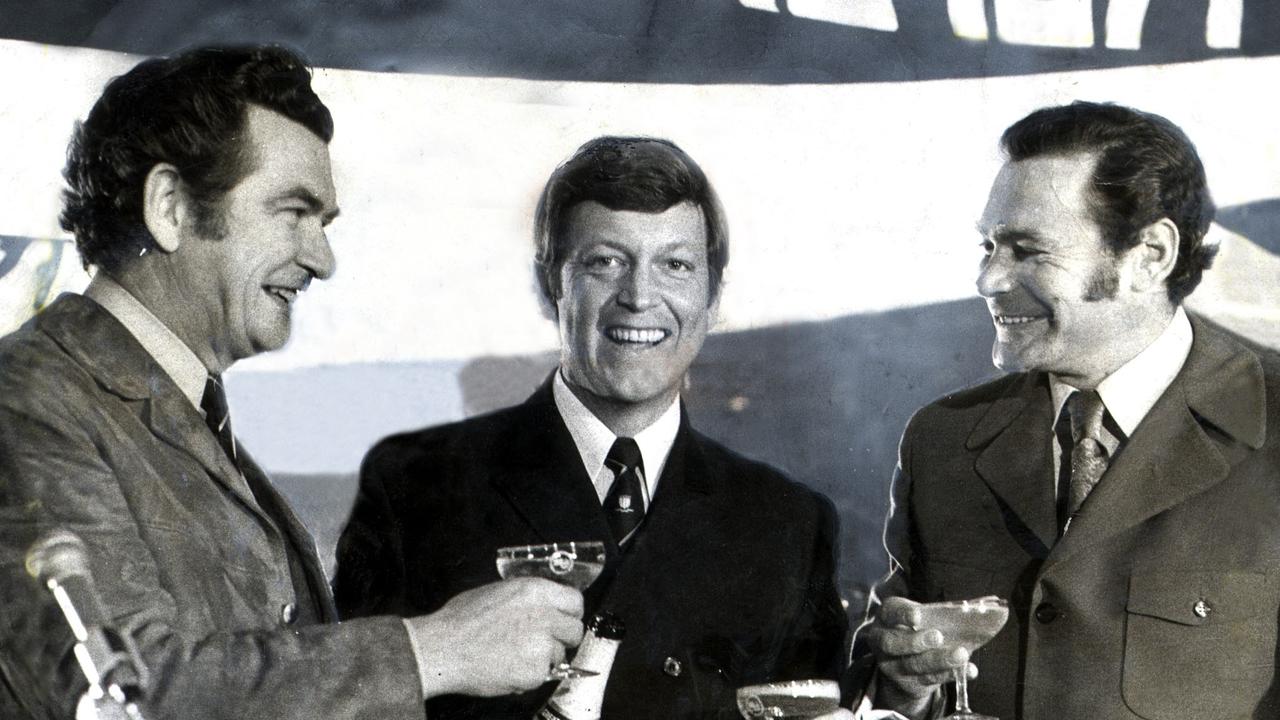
top-left (264, 278), bottom-right (310, 306)
top-left (992, 314), bottom-right (1049, 326)
top-left (605, 326), bottom-right (670, 346)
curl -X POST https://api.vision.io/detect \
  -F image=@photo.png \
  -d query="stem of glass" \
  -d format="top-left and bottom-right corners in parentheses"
top-left (953, 666), bottom-right (971, 714)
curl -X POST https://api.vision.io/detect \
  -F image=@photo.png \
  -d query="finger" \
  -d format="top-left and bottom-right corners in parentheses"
top-left (885, 646), bottom-right (968, 679)
top-left (546, 638), bottom-right (567, 667)
top-left (548, 615), bottom-right (586, 647)
top-left (528, 580), bottom-right (584, 616)
top-left (878, 597), bottom-right (922, 628)
top-left (878, 627), bottom-right (944, 657)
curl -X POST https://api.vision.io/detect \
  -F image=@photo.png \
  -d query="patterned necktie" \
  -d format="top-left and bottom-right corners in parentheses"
top-left (201, 374), bottom-right (240, 471)
top-left (1063, 390), bottom-right (1110, 531)
top-left (603, 438), bottom-right (646, 544)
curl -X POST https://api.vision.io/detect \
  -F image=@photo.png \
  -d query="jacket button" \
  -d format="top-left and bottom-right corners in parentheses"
top-left (1193, 600), bottom-right (1211, 619)
top-left (663, 657), bottom-right (683, 677)
top-left (280, 602), bottom-right (298, 625)
top-left (1034, 602), bottom-right (1059, 624)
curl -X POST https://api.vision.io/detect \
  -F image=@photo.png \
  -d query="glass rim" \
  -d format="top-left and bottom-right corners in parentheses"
top-left (920, 595), bottom-right (1008, 608)
top-left (735, 678), bottom-right (841, 698)
top-left (494, 540), bottom-right (606, 558)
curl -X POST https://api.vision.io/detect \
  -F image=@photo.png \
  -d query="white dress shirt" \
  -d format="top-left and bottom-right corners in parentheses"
top-left (1048, 305), bottom-right (1194, 492)
top-left (552, 369), bottom-right (681, 506)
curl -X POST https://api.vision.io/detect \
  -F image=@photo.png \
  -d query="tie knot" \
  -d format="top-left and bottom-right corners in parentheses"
top-left (605, 437), bottom-right (643, 473)
top-left (1066, 390), bottom-right (1107, 444)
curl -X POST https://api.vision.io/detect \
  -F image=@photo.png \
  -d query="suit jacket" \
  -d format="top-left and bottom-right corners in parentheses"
top-left (875, 316), bottom-right (1280, 719)
top-left (333, 381), bottom-right (848, 719)
top-left (0, 294), bottom-right (424, 720)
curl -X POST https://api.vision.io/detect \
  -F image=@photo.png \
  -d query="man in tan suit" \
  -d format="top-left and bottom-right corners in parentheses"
top-left (0, 45), bottom-right (582, 720)
top-left (859, 102), bottom-right (1280, 719)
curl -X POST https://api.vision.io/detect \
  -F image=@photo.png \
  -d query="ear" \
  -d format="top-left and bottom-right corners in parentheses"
top-left (1129, 217), bottom-right (1179, 294)
top-left (141, 163), bottom-right (189, 254)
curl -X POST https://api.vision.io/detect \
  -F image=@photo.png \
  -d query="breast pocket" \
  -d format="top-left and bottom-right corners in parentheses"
top-left (1122, 570), bottom-right (1277, 720)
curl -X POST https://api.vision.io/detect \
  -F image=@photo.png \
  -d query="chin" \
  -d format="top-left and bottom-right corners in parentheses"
top-left (599, 377), bottom-right (677, 407)
top-left (250, 330), bottom-right (292, 355)
top-left (991, 344), bottom-right (1028, 374)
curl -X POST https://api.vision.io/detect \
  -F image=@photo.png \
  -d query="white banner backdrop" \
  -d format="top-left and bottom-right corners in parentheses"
top-left (2, 38), bottom-right (1278, 475)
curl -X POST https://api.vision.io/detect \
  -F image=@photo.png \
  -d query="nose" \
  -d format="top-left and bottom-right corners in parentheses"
top-left (976, 246), bottom-right (1012, 298)
top-left (616, 263), bottom-right (658, 311)
top-left (299, 224), bottom-right (336, 281)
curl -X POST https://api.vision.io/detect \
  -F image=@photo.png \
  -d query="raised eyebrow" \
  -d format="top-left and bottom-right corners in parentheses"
top-left (982, 225), bottom-right (1042, 245)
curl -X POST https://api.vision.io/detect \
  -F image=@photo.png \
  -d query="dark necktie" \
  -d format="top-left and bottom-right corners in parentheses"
top-left (603, 438), bottom-right (646, 544)
top-left (1062, 390), bottom-right (1110, 533)
top-left (201, 374), bottom-right (240, 471)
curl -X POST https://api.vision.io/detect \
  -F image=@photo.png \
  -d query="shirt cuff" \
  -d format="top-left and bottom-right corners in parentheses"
top-left (401, 617), bottom-right (432, 700)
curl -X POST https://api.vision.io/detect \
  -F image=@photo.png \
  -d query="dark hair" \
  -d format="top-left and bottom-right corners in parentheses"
top-left (1000, 101), bottom-right (1215, 303)
top-left (533, 136), bottom-right (728, 309)
top-left (60, 45), bottom-right (333, 272)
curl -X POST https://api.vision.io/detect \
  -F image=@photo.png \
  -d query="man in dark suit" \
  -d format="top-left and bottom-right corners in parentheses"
top-left (334, 136), bottom-right (850, 719)
top-left (0, 46), bottom-right (583, 720)
top-left (860, 101), bottom-right (1280, 719)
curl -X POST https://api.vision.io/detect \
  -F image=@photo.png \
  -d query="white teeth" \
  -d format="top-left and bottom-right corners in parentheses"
top-left (607, 327), bottom-right (668, 344)
top-left (995, 315), bottom-right (1042, 325)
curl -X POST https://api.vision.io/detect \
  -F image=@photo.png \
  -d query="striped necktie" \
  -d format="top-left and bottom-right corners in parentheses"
top-left (603, 438), bottom-right (646, 544)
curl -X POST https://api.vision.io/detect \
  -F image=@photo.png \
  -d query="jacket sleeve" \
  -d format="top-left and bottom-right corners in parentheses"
top-left (0, 402), bottom-right (426, 720)
top-left (780, 490), bottom-right (851, 683)
top-left (845, 424), bottom-right (924, 707)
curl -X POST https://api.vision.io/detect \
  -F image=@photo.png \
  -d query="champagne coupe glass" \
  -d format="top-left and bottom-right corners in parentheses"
top-left (736, 679), bottom-right (841, 719)
top-left (915, 596), bottom-right (1009, 720)
top-left (495, 541), bottom-right (607, 681)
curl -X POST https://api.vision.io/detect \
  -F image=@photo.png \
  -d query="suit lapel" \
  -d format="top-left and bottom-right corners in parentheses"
top-left (1043, 318), bottom-right (1265, 571)
top-left (490, 383), bottom-right (616, 550)
top-left (968, 374), bottom-right (1059, 556)
top-left (38, 294), bottom-right (274, 527)
top-left (143, 391), bottom-right (273, 523)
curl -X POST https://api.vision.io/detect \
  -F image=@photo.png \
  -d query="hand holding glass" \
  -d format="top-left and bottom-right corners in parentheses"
top-left (914, 596), bottom-right (1009, 720)
top-left (495, 542), bottom-right (606, 681)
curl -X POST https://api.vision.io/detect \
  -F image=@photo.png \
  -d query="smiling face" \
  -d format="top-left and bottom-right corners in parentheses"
top-left (976, 152), bottom-right (1152, 387)
top-left (556, 200), bottom-right (713, 429)
top-left (172, 105), bottom-right (339, 369)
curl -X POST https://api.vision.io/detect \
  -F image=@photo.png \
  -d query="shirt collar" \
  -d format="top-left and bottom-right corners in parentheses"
top-left (552, 369), bottom-right (682, 499)
top-left (1050, 305), bottom-right (1193, 437)
top-left (84, 274), bottom-right (210, 410)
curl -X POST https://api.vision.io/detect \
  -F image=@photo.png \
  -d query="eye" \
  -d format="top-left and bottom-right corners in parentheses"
top-left (1011, 245), bottom-right (1042, 260)
top-left (280, 206), bottom-right (308, 226)
top-left (582, 253), bottom-right (625, 272)
top-left (979, 240), bottom-right (994, 256)
top-left (665, 258), bottom-right (693, 272)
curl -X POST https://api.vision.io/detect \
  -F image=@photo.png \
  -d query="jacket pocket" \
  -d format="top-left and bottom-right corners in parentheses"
top-left (1122, 570), bottom-right (1276, 720)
